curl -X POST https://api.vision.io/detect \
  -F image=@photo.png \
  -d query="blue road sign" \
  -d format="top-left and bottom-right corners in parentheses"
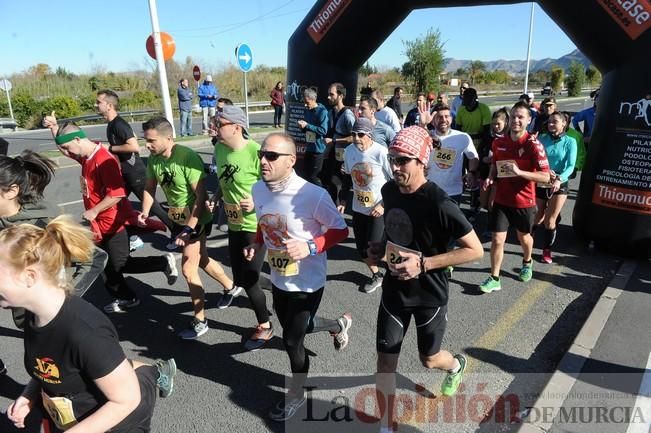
top-left (236, 44), bottom-right (253, 72)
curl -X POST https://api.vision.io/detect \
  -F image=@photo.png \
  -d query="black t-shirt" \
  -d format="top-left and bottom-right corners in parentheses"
top-left (24, 296), bottom-right (126, 428)
top-left (106, 116), bottom-right (140, 165)
top-left (381, 180), bottom-right (473, 308)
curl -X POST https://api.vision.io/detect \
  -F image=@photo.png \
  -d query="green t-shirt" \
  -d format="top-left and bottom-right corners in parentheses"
top-left (214, 139), bottom-right (261, 232)
top-left (456, 103), bottom-right (491, 136)
top-left (146, 144), bottom-right (211, 225)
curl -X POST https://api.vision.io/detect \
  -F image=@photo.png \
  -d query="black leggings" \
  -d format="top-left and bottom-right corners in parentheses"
top-left (228, 230), bottom-right (270, 324)
top-left (100, 229), bottom-right (168, 300)
top-left (272, 286), bottom-right (340, 394)
top-left (300, 151), bottom-right (325, 187)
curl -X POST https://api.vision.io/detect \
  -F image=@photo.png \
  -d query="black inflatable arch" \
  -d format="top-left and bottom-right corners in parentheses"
top-left (286, 0), bottom-right (651, 256)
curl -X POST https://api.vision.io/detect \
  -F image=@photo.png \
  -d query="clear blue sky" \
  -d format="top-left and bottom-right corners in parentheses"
top-left (1, 0), bottom-right (578, 76)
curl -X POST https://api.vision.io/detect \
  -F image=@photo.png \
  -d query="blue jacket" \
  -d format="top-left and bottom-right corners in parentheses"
top-left (198, 82), bottom-right (218, 108)
top-left (303, 103), bottom-right (329, 153)
top-left (572, 106), bottom-right (596, 138)
top-left (177, 86), bottom-right (193, 112)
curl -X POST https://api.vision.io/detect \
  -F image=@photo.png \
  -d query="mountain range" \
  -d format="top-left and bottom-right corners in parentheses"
top-left (444, 49), bottom-right (590, 75)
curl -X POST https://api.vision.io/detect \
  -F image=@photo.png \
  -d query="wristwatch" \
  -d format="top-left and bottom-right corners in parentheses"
top-left (307, 240), bottom-right (318, 256)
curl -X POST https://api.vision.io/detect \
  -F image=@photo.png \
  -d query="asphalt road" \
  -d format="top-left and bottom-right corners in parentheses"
top-left (0, 134), bottom-right (622, 433)
top-left (1, 94), bottom-right (592, 157)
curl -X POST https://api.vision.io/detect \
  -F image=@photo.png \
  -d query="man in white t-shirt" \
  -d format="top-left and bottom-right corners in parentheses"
top-left (245, 132), bottom-right (352, 422)
top-left (338, 118), bottom-right (393, 294)
top-left (372, 89), bottom-right (402, 133)
top-left (421, 104), bottom-right (480, 204)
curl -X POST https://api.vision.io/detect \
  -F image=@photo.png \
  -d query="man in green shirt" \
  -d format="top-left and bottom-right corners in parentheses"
top-left (209, 106), bottom-right (273, 350)
top-left (139, 117), bottom-right (233, 340)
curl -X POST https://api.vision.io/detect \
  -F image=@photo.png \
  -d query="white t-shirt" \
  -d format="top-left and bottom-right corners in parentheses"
top-left (252, 172), bottom-right (347, 292)
top-left (342, 141), bottom-right (393, 215)
top-left (427, 129), bottom-right (478, 196)
top-left (375, 107), bottom-right (402, 133)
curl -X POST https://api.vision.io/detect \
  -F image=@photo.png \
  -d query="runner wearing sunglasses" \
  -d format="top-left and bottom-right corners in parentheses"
top-left (338, 118), bottom-right (392, 294)
top-left (208, 105), bottom-right (273, 350)
top-left (367, 126), bottom-right (483, 433)
top-left (246, 132), bottom-right (352, 421)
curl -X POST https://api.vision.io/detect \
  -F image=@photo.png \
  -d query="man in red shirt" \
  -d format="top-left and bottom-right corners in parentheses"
top-left (53, 122), bottom-right (178, 312)
top-left (479, 102), bottom-right (550, 293)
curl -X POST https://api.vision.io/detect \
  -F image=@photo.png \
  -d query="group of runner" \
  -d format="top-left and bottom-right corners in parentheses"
top-left (1, 81), bottom-right (582, 432)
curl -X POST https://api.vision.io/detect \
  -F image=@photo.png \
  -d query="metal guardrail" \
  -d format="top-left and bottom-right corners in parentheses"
top-left (57, 101), bottom-right (273, 125)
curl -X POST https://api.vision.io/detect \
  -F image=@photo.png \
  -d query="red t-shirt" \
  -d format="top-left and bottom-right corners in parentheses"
top-left (492, 132), bottom-right (549, 208)
top-left (80, 145), bottom-right (127, 235)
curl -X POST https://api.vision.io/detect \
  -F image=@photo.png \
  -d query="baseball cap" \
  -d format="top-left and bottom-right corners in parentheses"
top-left (206, 75), bottom-right (213, 82)
top-left (217, 105), bottom-right (248, 137)
top-left (352, 118), bottom-right (374, 138)
top-left (541, 97), bottom-right (557, 106)
top-left (389, 126), bottom-right (432, 166)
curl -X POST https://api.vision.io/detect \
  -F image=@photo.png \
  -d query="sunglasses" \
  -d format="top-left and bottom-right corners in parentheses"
top-left (388, 155), bottom-right (417, 166)
top-left (352, 132), bottom-right (367, 138)
top-left (216, 122), bottom-right (234, 129)
top-left (258, 150), bottom-right (292, 161)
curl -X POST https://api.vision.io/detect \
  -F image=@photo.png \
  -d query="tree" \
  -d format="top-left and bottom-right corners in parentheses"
top-left (359, 62), bottom-right (377, 76)
top-left (401, 28), bottom-right (446, 94)
top-left (28, 63), bottom-right (51, 78)
top-left (455, 67), bottom-right (467, 80)
top-left (566, 61), bottom-right (585, 97)
top-left (585, 65), bottom-right (602, 89)
top-left (550, 66), bottom-right (564, 94)
top-left (468, 60), bottom-right (486, 86)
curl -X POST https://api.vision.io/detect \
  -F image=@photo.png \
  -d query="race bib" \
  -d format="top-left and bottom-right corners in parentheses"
top-left (305, 131), bottom-right (316, 144)
top-left (79, 176), bottom-right (88, 197)
top-left (433, 148), bottom-right (457, 168)
top-left (223, 202), bottom-right (243, 225)
top-left (355, 189), bottom-right (375, 207)
top-left (335, 147), bottom-right (345, 162)
top-left (268, 249), bottom-right (298, 276)
top-left (496, 160), bottom-right (518, 178)
top-left (42, 391), bottom-right (78, 431)
top-left (168, 206), bottom-right (190, 224)
top-left (385, 240), bottom-right (422, 273)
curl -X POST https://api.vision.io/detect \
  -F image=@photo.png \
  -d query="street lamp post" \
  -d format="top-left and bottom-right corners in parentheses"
top-left (523, 3), bottom-right (535, 94)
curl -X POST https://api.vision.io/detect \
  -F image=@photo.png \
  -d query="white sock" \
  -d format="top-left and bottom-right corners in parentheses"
top-left (448, 358), bottom-right (461, 374)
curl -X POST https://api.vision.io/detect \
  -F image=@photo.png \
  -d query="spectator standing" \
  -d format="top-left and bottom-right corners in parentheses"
top-left (199, 75), bottom-right (219, 134)
top-left (177, 78), bottom-right (193, 137)
top-left (270, 81), bottom-right (285, 128)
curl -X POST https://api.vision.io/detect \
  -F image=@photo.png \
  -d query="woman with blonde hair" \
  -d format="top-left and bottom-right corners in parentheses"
top-left (3, 216), bottom-right (176, 433)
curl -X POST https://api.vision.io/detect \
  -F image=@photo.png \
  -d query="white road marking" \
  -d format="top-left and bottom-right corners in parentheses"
top-left (625, 351), bottom-right (651, 433)
top-left (58, 199), bottom-right (83, 207)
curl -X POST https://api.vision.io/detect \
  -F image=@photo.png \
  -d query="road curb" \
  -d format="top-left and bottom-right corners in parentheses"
top-left (515, 259), bottom-right (638, 433)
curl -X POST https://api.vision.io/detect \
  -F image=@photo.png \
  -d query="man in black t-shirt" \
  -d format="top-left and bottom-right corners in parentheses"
top-left (368, 126), bottom-right (483, 433)
top-left (95, 90), bottom-right (175, 247)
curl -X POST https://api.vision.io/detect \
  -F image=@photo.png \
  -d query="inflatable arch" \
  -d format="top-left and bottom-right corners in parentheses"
top-left (285, 0), bottom-right (650, 257)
